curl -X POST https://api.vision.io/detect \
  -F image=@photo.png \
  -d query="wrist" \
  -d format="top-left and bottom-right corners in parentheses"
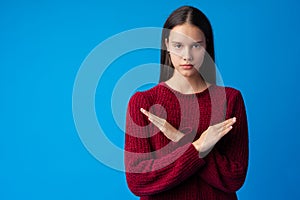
top-left (192, 141), bottom-right (200, 151)
top-left (192, 143), bottom-right (207, 158)
top-left (174, 131), bottom-right (184, 142)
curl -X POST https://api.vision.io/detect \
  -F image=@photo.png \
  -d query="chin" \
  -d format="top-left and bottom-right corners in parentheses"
top-left (181, 73), bottom-right (198, 79)
top-left (179, 70), bottom-right (199, 78)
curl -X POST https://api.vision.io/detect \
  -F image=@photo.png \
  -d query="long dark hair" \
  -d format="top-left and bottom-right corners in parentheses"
top-left (159, 6), bottom-right (216, 84)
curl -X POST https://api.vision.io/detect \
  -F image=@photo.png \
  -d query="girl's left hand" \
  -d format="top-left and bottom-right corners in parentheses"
top-left (140, 108), bottom-right (184, 142)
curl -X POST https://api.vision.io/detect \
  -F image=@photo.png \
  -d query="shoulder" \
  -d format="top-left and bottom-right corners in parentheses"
top-left (209, 85), bottom-right (246, 110)
top-left (127, 83), bottom-right (164, 108)
top-left (211, 85), bottom-right (243, 99)
top-left (224, 86), bottom-right (245, 105)
top-left (210, 85), bottom-right (247, 119)
top-left (220, 86), bottom-right (246, 111)
top-left (225, 86), bottom-right (242, 97)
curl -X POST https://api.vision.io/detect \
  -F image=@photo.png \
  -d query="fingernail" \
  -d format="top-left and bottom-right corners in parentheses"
top-left (233, 117), bottom-right (236, 122)
top-left (140, 108), bottom-right (144, 112)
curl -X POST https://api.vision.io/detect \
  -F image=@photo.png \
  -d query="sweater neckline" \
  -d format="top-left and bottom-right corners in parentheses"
top-left (159, 82), bottom-right (214, 97)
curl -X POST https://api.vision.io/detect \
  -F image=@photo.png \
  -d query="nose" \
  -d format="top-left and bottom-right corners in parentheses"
top-left (182, 47), bottom-right (192, 61)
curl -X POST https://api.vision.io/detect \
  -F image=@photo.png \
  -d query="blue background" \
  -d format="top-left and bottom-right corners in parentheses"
top-left (1, 0), bottom-right (300, 199)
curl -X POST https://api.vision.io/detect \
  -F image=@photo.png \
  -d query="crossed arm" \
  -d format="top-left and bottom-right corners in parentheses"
top-left (140, 108), bottom-right (236, 158)
top-left (125, 91), bottom-right (248, 196)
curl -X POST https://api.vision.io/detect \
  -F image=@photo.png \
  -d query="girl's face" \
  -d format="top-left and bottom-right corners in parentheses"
top-left (165, 23), bottom-right (207, 78)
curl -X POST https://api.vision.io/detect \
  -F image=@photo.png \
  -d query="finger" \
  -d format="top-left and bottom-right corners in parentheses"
top-left (226, 117), bottom-right (236, 128)
top-left (142, 109), bottom-right (165, 126)
top-left (223, 117), bottom-right (236, 126)
top-left (148, 116), bottom-right (161, 127)
top-left (140, 108), bottom-right (150, 117)
top-left (140, 108), bottom-right (166, 128)
top-left (222, 118), bottom-right (237, 133)
top-left (220, 117), bottom-right (237, 136)
top-left (140, 108), bottom-right (164, 124)
top-left (219, 125), bottom-right (233, 137)
top-left (215, 117), bottom-right (236, 130)
top-left (148, 116), bottom-right (166, 132)
top-left (149, 115), bottom-right (165, 127)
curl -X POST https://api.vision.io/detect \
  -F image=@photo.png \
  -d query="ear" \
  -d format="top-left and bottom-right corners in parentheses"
top-left (165, 38), bottom-right (169, 51)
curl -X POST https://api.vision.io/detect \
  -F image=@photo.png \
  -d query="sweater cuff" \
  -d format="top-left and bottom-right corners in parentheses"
top-left (181, 143), bottom-right (206, 168)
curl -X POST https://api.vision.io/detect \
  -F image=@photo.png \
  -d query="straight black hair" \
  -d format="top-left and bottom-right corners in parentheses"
top-left (160, 6), bottom-right (216, 83)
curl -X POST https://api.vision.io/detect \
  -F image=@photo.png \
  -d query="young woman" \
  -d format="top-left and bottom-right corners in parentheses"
top-left (125, 6), bottom-right (248, 200)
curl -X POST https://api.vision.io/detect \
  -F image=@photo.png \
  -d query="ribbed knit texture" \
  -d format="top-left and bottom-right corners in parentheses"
top-left (125, 82), bottom-right (248, 200)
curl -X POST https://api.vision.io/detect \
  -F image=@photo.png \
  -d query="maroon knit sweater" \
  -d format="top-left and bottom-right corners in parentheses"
top-left (125, 82), bottom-right (248, 200)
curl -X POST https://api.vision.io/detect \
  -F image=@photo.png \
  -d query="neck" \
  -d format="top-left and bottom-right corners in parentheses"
top-left (166, 71), bottom-right (210, 94)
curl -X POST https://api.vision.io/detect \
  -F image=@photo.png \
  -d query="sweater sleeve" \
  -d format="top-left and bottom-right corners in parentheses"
top-left (124, 92), bottom-right (205, 196)
top-left (197, 90), bottom-right (249, 193)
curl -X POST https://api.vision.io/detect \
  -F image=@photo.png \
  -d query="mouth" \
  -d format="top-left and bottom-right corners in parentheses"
top-left (180, 64), bottom-right (194, 69)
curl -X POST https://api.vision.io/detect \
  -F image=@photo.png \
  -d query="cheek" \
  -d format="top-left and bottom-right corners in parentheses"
top-left (193, 49), bottom-right (206, 62)
top-left (169, 54), bottom-right (181, 66)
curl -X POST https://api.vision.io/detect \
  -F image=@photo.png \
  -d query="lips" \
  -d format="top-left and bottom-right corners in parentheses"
top-left (180, 64), bottom-right (193, 69)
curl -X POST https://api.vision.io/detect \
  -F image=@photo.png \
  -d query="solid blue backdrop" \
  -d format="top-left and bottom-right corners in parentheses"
top-left (1, 0), bottom-right (300, 199)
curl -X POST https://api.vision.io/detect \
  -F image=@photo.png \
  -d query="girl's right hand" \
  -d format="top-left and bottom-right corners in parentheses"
top-left (192, 117), bottom-right (236, 158)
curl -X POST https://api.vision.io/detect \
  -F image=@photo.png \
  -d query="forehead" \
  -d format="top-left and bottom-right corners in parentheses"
top-left (169, 23), bottom-right (205, 42)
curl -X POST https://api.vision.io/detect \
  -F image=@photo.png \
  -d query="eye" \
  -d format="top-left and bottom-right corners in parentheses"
top-left (192, 43), bottom-right (201, 48)
top-left (173, 43), bottom-right (182, 49)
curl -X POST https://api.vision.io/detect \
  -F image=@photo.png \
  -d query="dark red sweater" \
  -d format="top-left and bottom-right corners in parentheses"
top-left (125, 82), bottom-right (248, 200)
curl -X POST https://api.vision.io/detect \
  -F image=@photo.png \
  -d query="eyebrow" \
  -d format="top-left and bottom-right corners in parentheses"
top-left (171, 40), bottom-right (204, 44)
